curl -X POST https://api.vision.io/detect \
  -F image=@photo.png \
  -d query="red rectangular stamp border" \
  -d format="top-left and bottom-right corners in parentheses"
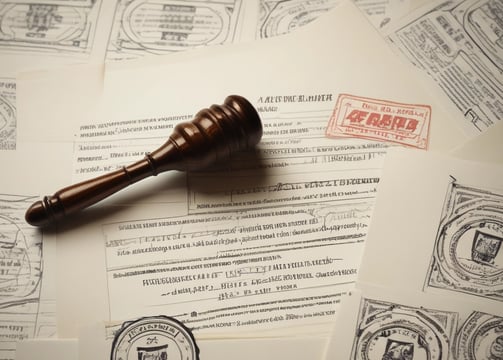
top-left (325, 93), bottom-right (431, 150)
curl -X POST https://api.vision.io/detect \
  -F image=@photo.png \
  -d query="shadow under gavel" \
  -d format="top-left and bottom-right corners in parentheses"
top-left (25, 95), bottom-right (263, 227)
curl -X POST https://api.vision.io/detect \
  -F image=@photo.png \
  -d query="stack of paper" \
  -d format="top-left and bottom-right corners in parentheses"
top-left (325, 148), bottom-right (503, 358)
top-left (1, 1), bottom-right (501, 359)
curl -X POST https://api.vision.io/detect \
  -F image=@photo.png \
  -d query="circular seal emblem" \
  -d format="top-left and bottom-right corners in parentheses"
top-left (456, 312), bottom-right (503, 360)
top-left (435, 209), bottom-right (503, 293)
top-left (110, 316), bottom-right (199, 360)
top-left (352, 300), bottom-right (454, 360)
top-left (426, 183), bottom-right (503, 301)
top-left (355, 315), bottom-right (447, 360)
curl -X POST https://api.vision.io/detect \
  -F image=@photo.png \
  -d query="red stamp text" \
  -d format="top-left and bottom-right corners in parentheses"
top-left (326, 94), bottom-right (431, 149)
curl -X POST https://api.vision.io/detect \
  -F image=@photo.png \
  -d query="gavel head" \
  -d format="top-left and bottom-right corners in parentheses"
top-left (151, 95), bottom-right (263, 172)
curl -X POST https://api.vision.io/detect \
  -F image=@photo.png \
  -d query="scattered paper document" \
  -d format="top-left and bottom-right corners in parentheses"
top-left (0, 142), bottom-right (73, 360)
top-left (16, 339), bottom-right (78, 360)
top-left (324, 285), bottom-right (503, 359)
top-left (324, 148), bottom-right (503, 359)
top-left (382, 0), bottom-right (503, 137)
top-left (451, 120), bottom-right (503, 165)
top-left (358, 148), bottom-right (503, 307)
top-left (33, 0), bottom-right (479, 340)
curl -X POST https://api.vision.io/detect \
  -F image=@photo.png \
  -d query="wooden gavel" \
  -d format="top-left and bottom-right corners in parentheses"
top-left (25, 95), bottom-right (262, 227)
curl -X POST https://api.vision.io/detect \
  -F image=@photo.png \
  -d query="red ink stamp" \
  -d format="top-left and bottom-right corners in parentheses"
top-left (326, 94), bottom-right (431, 149)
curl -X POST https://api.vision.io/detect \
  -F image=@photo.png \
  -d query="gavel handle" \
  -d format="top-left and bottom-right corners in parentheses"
top-left (25, 95), bottom-right (263, 227)
top-left (26, 154), bottom-right (163, 227)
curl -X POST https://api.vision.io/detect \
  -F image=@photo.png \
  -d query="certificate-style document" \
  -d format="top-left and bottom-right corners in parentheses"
top-left (324, 148), bottom-right (503, 359)
top-left (324, 285), bottom-right (503, 359)
top-left (0, 142), bottom-right (73, 360)
top-left (382, 0), bottom-right (503, 137)
top-left (358, 148), bottom-right (503, 307)
top-left (105, 0), bottom-right (255, 61)
top-left (0, 0), bottom-right (117, 152)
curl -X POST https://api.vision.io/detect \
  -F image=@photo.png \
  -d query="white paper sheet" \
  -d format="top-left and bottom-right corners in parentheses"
top-left (451, 120), bottom-right (503, 165)
top-left (257, 0), bottom-right (341, 38)
top-left (324, 285), bottom-right (503, 359)
top-left (358, 148), bottom-right (503, 307)
top-left (323, 148), bottom-right (503, 359)
top-left (16, 64), bottom-right (105, 144)
top-left (0, 1), bottom-right (114, 74)
top-left (381, 0), bottom-right (503, 137)
top-left (0, 142), bottom-right (73, 360)
top-left (255, 0), bottom-right (425, 37)
top-left (16, 339), bottom-right (78, 360)
top-left (0, 0), bottom-right (117, 151)
top-left (105, 0), bottom-right (258, 61)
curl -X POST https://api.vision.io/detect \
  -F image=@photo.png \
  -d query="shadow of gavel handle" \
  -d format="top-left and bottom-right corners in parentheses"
top-left (25, 95), bottom-right (262, 227)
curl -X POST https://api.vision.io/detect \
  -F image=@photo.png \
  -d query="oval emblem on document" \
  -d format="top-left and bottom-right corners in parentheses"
top-left (455, 312), bottom-right (503, 360)
top-left (110, 316), bottom-right (199, 360)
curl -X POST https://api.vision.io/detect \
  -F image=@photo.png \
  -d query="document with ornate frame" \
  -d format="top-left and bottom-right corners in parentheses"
top-left (324, 285), bottom-right (503, 360)
top-left (357, 148), bottom-right (503, 307)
